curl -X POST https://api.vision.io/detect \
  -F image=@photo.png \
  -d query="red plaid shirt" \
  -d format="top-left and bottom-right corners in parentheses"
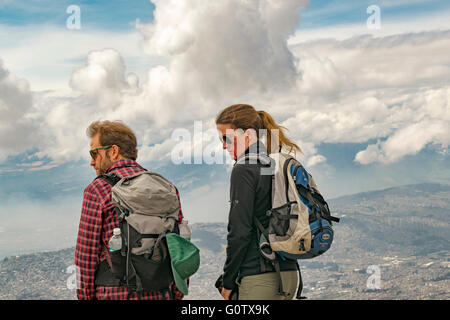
top-left (75, 159), bottom-right (185, 300)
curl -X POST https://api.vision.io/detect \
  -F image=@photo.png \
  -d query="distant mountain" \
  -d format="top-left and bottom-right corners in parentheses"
top-left (328, 182), bottom-right (450, 256)
top-left (1, 183), bottom-right (449, 300)
top-left (329, 182), bottom-right (450, 207)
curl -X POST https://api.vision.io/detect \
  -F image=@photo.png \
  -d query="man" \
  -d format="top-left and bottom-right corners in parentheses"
top-left (75, 120), bottom-right (185, 300)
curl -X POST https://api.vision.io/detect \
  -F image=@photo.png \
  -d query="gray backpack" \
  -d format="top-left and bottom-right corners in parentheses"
top-left (237, 152), bottom-right (339, 299)
top-left (97, 171), bottom-right (181, 298)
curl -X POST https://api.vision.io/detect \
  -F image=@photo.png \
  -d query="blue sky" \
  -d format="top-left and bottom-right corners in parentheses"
top-left (2, 0), bottom-right (449, 30)
top-left (0, 0), bottom-right (449, 257)
top-left (298, 0), bottom-right (450, 29)
top-left (0, 0), bottom-right (155, 30)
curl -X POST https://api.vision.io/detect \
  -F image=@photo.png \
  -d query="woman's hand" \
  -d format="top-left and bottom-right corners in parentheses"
top-left (221, 288), bottom-right (232, 300)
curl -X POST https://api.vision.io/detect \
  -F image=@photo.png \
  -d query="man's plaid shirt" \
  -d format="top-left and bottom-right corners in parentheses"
top-left (75, 159), bottom-right (185, 300)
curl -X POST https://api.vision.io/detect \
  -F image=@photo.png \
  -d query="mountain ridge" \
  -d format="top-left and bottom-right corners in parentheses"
top-left (328, 182), bottom-right (450, 203)
top-left (1, 182), bottom-right (448, 300)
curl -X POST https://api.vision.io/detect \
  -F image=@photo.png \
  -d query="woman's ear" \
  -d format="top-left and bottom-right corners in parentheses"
top-left (245, 128), bottom-right (258, 143)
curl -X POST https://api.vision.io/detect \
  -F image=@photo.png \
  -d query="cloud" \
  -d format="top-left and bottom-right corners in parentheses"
top-left (351, 85), bottom-right (450, 164)
top-left (295, 51), bottom-right (343, 98)
top-left (0, 59), bottom-right (39, 160)
top-left (135, 0), bottom-right (309, 123)
top-left (1, 1), bottom-right (450, 169)
top-left (290, 30), bottom-right (450, 91)
top-left (69, 48), bottom-right (140, 109)
top-left (306, 154), bottom-right (326, 167)
top-left (27, 160), bottom-right (63, 172)
top-left (282, 96), bottom-right (392, 144)
top-left (284, 31), bottom-right (450, 164)
top-left (4, 0), bottom-right (310, 164)
top-left (355, 118), bottom-right (450, 165)
top-left (0, 24), bottom-right (148, 93)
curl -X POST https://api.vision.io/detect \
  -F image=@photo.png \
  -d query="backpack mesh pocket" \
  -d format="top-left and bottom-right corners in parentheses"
top-left (130, 236), bottom-right (174, 291)
top-left (109, 250), bottom-right (126, 281)
top-left (268, 203), bottom-right (296, 237)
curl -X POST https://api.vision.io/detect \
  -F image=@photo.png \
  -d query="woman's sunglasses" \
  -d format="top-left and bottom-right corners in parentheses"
top-left (219, 135), bottom-right (233, 145)
top-left (89, 145), bottom-right (112, 159)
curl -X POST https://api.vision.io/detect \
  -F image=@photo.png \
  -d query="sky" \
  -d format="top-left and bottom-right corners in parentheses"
top-left (0, 0), bottom-right (449, 257)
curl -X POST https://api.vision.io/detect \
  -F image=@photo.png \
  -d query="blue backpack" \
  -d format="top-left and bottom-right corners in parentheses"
top-left (286, 161), bottom-right (340, 259)
top-left (238, 152), bottom-right (340, 298)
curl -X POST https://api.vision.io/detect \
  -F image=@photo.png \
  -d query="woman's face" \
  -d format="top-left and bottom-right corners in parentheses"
top-left (216, 123), bottom-right (248, 160)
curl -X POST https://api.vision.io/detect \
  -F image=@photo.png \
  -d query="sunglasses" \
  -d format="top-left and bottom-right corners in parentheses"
top-left (219, 135), bottom-right (234, 145)
top-left (89, 145), bottom-right (112, 159)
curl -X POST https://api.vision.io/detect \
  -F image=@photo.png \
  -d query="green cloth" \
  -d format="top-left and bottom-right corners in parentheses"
top-left (166, 233), bottom-right (200, 295)
top-left (238, 271), bottom-right (298, 300)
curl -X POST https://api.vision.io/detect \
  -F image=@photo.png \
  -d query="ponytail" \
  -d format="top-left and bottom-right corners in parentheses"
top-left (257, 110), bottom-right (302, 155)
top-left (216, 104), bottom-right (302, 155)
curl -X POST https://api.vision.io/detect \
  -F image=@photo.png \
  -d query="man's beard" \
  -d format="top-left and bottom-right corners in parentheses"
top-left (98, 157), bottom-right (114, 175)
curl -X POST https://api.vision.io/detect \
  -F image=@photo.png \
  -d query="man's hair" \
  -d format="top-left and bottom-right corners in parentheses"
top-left (87, 120), bottom-right (138, 160)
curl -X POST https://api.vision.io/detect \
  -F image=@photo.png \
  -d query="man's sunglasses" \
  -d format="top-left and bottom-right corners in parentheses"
top-left (89, 145), bottom-right (112, 159)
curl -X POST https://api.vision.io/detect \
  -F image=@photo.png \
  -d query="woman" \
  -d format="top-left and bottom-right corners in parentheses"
top-left (216, 104), bottom-right (302, 300)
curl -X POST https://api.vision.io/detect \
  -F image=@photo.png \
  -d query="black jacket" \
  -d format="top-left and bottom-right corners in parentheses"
top-left (222, 142), bottom-right (297, 290)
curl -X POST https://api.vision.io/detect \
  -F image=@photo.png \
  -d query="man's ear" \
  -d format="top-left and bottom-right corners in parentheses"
top-left (111, 144), bottom-right (121, 160)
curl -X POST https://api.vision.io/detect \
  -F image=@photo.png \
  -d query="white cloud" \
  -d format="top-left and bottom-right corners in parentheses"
top-left (281, 95), bottom-right (393, 144)
top-left (135, 0), bottom-right (309, 123)
top-left (284, 31), bottom-right (450, 164)
top-left (5, 0), bottom-right (310, 164)
top-left (69, 49), bottom-right (140, 109)
top-left (294, 51), bottom-right (344, 99)
top-left (1, 1), bottom-right (450, 169)
top-left (0, 24), bottom-right (152, 93)
top-left (306, 154), bottom-right (326, 167)
top-left (27, 160), bottom-right (63, 172)
top-left (352, 85), bottom-right (450, 164)
top-left (0, 59), bottom-right (39, 160)
top-left (290, 31), bottom-right (450, 91)
top-left (139, 138), bottom-right (178, 163)
top-left (355, 88), bottom-right (450, 164)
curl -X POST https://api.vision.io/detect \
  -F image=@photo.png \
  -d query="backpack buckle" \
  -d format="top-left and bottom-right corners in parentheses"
top-left (259, 234), bottom-right (276, 261)
top-left (260, 242), bottom-right (276, 261)
top-left (299, 239), bottom-right (306, 252)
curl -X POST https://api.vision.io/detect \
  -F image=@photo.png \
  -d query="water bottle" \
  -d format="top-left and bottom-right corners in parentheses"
top-left (179, 220), bottom-right (191, 241)
top-left (109, 228), bottom-right (122, 252)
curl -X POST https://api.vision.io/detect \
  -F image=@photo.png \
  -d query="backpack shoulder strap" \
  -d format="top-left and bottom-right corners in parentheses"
top-left (96, 173), bottom-right (122, 186)
top-left (235, 153), bottom-right (272, 166)
top-left (295, 261), bottom-right (307, 300)
top-left (95, 173), bottom-right (125, 219)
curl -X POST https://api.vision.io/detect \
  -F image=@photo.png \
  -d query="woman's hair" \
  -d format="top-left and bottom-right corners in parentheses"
top-left (215, 104), bottom-right (302, 155)
top-left (87, 120), bottom-right (138, 160)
